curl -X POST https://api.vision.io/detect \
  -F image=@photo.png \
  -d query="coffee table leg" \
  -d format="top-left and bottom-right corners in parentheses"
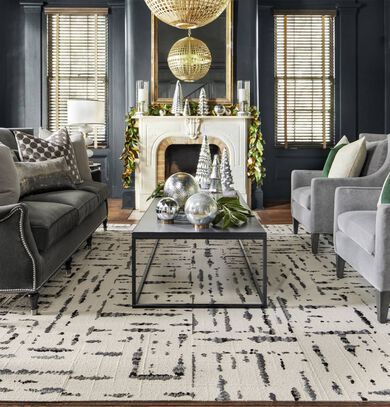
top-left (262, 237), bottom-right (268, 308)
top-left (132, 236), bottom-right (137, 306)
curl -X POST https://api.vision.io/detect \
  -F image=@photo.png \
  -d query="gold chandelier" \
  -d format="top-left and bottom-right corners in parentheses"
top-left (144, 0), bottom-right (230, 29)
top-left (167, 34), bottom-right (212, 82)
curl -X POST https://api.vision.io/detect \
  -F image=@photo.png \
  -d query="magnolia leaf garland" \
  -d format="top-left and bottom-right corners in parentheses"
top-left (121, 103), bottom-right (265, 188)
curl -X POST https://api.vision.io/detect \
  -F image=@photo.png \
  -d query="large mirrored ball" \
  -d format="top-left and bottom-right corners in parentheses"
top-left (185, 192), bottom-right (218, 230)
top-left (164, 172), bottom-right (200, 208)
top-left (156, 197), bottom-right (179, 224)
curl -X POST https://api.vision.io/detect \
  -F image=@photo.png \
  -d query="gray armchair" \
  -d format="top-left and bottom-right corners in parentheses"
top-left (291, 134), bottom-right (390, 253)
top-left (334, 186), bottom-right (390, 323)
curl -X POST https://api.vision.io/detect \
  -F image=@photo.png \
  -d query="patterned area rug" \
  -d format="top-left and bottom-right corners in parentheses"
top-left (0, 224), bottom-right (389, 402)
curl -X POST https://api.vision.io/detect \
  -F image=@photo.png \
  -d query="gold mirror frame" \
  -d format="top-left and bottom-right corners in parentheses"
top-left (151, 1), bottom-right (233, 104)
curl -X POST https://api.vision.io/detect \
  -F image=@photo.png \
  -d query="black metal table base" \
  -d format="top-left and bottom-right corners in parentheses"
top-left (131, 238), bottom-right (267, 309)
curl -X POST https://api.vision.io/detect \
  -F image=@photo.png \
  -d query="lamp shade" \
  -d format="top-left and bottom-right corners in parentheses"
top-left (67, 99), bottom-right (105, 125)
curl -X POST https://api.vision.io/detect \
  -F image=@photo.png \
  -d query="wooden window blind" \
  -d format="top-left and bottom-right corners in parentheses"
top-left (46, 8), bottom-right (108, 147)
top-left (274, 11), bottom-right (336, 148)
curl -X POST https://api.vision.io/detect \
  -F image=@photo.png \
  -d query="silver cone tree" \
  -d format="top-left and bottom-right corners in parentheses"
top-left (172, 81), bottom-right (183, 116)
top-left (183, 98), bottom-right (191, 116)
top-left (220, 148), bottom-right (234, 191)
top-left (195, 135), bottom-right (212, 189)
top-left (197, 88), bottom-right (209, 116)
top-left (209, 154), bottom-right (222, 193)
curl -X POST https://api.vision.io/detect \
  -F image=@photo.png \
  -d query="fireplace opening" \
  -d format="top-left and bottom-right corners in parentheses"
top-left (165, 144), bottom-right (220, 179)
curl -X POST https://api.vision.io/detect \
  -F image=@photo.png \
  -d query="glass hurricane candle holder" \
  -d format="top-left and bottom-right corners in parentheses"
top-left (135, 80), bottom-right (149, 117)
top-left (237, 80), bottom-right (250, 116)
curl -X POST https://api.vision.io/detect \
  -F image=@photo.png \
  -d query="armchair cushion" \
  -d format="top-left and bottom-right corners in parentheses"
top-left (24, 201), bottom-right (78, 252)
top-left (338, 210), bottom-right (376, 255)
top-left (292, 186), bottom-right (311, 209)
top-left (360, 139), bottom-right (388, 176)
top-left (0, 142), bottom-right (20, 205)
top-left (328, 137), bottom-right (367, 178)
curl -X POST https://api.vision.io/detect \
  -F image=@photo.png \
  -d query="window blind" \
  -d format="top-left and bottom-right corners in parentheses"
top-left (46, 8), bottom-right (108, 147)
top-left (274, 11), bottom-right (335, 148)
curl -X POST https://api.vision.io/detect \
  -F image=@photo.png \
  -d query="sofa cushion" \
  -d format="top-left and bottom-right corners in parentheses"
top-left (292, 186), bottom-right (311, 210)
top-left (22, 190), bottom-right (99, 225)
top-left (0, 142), bottom-right (20, 205)
top-left (23, 201), bottom-right (78, 252)
top-left (338, 210), bottom-right (376, 255)
top-left (75, 181), bottom-right (108, 204)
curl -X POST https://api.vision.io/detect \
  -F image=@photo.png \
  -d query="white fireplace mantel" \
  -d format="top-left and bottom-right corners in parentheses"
top-left (135, 116), bottom-right (251, 211)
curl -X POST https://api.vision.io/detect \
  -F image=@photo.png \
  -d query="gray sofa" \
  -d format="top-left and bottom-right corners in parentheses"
top-left (334, 186), bottom-right (390, 323)
top-left (291, 134), bottom-right (390, 253)
top-left (0, 128), bottom-right (108, 314)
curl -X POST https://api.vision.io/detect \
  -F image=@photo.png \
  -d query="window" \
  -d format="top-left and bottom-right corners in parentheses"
top-left (46, 8), bottom-right (108, 147)
top-left (274, 11), bottom-right (335, 148)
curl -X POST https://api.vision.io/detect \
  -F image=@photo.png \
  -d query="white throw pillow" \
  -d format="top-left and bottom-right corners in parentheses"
top-left (328, 137), bottom-right (367, 178)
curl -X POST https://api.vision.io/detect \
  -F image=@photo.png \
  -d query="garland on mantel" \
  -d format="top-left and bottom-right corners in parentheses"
top-left (120, 103), bottom-right (266, 188)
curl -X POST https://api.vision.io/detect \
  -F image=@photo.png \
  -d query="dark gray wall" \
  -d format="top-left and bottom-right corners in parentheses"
top-left (1, 0), bottom-right (389, 205)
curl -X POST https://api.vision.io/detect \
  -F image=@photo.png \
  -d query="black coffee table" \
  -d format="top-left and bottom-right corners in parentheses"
top-left (131, 195), bottom-right (267, 309)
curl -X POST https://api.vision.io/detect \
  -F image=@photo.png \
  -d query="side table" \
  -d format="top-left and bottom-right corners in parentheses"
top-left (89, 163), bottom-right (102, 182)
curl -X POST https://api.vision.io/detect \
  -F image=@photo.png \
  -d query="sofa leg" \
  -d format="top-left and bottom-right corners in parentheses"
top-left (86, 235), bottom-right (93, 249)
top-left (103, 218), bottom-right (108, 231)
top-left (65, 257), bottom-right (72, 277)
top-left (336, 255), bottom-right (345, 279)
top-left (377, 291), bottom-right (390, 323)
top-left (311, 233), bottom-right (320, 254)
top-left (293, 218), bottom-right (299, 234)
top-left (28, 292), bottom-right (39, 315)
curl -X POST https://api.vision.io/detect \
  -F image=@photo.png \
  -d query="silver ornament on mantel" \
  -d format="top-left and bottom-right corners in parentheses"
top-left (156, 197), bottom-right (179, 224)
top-left (171, 80), bottom-right (184, 116)
top-left (213, 104), bottom-right (226, 116)
top-left (220, 147), bottom-right (234, 192)
top-left (195, 135), bottom-right (212, 189)
top-left (197, 88), bottom-right (209, 116)
top-left (209, 154), bottom-right (222, 194)
top-left (185, 192), bottom-right (218, 231)
top-left (183, 98), bottom-right (191, 116)
top-left (164, 172), bottom-right (200, 208)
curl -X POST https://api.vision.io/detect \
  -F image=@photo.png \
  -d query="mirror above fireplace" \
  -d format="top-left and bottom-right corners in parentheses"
top-left (151, 1), bottom-right (233, 104)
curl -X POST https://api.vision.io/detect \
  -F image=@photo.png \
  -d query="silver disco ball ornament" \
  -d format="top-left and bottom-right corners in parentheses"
top-left (185, 192), bottom-right (218, 230)
top-left (156, 197), bottom-right (179, 224)
top-left (164, 172), bottom-right (200, 208)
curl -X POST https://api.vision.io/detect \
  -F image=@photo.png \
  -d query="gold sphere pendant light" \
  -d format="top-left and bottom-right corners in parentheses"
top-left (167, 31), bottom-right (212, 82)
top-left (144, 0), bottom-right (230, 29)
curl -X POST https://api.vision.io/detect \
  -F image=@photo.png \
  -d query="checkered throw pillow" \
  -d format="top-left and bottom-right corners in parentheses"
top-left (14, 128), bottom-right (82, 184)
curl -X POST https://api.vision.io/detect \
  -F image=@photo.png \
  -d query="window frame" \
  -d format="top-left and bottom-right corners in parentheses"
top-left (44, 7), bottom-right (109, 148)
top-left (274, 9), bottom-right (336, 149)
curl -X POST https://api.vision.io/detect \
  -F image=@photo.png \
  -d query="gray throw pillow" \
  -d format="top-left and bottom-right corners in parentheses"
top-left (14, 129), bottom-right (82, 184)
top-left (70, 133), bottom-right (92, 181)
top-left (15, 157), bottom-right (75, 197)
top-left (0, 142), bottom-right (20, 205)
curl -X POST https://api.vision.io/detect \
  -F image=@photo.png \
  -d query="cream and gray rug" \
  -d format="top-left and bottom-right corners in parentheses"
top-left (0, 224), bottom-right (389, 402)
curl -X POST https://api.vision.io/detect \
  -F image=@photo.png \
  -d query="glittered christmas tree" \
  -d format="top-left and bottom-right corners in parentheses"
top-left (195, 135), bottom-right (212, 189)
top-left (197, 88), bottom-right (209, 116)
top-left (172, 81), bottom-right (183, 116)
top-left (209, 154), bottom-right (222, 194)
top-left (221, 147), bottom-right (234, 192)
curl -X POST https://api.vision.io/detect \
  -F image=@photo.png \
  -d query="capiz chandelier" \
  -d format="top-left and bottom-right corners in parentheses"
top-left (144, 0), bottom-right (230, 29)
top-left (167, 33), bottom-right (212, 82)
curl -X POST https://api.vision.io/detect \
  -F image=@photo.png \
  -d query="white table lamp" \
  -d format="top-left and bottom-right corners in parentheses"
top-left (67, 99), bottom-right (105, 157)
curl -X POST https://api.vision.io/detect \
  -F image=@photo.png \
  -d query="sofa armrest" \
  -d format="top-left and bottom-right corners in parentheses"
top-left (0, 203), bottom-right (41, 292)
top-left (291, 170), bottom-right (323, 191)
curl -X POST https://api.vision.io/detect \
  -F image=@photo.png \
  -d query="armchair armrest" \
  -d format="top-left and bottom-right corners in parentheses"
top-left (0, 203), bottom-right (40, 292)
top-left (375, 204), bottom-right (390, 289)
top-left (310, 177), bottom-right (375, 233)
top-left (291, 170), bottom-right (323, 191)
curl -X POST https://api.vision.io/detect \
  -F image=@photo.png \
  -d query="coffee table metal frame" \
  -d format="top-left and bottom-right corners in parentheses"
top-left (131, 198), bottom-right (267, 309)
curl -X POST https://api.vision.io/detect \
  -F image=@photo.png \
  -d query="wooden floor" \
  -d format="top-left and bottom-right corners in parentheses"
top-left (108, 199), bottom-right (292, 225)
